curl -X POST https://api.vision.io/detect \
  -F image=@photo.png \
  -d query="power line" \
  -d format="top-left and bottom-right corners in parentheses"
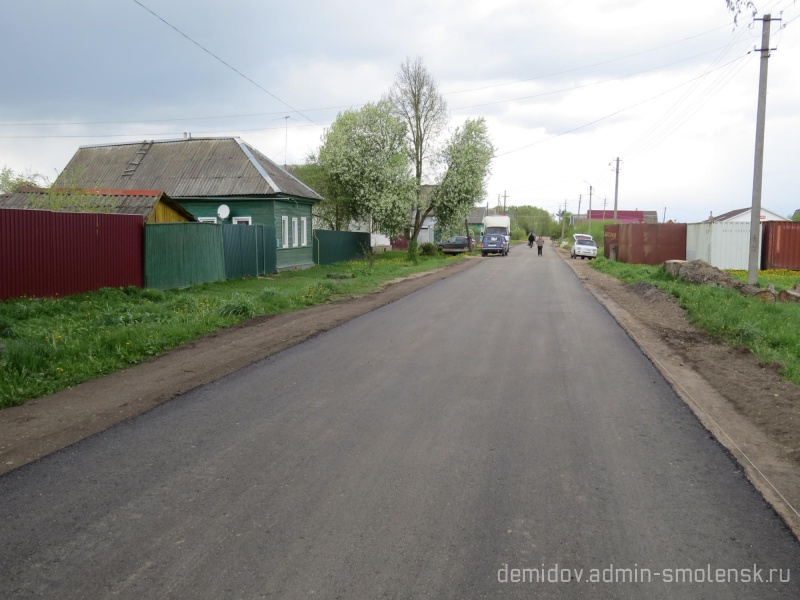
top-left (622, 16), bottom-right (758, 158)
top-left (0, 123), bottom-right (318, 140)
top-left (450, 46), bottom-right (743, 112)
top-left (494, 54), bottom-right (749, 159)
top-left (131, 0), bottom-right (319, 127)
top-left (0, 20), bottom-right (752, 130)
top-left (443, 20), bottom-right (738, 96)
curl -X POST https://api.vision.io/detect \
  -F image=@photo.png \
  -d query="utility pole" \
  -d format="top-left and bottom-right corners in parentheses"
top-left (561, 199), bottom-right (567, 238)
top-left (663, 207), bottom-right (667, 223)
top-left (748, 14), bottom-right (776, 285)
top-left (502, 190), bottom-right (508, 213)
top-left (588, 185), bottom-right (593, 230)
top-left (614, 158), bottom-right (621, 222)
top-left (577, 195), bottom-right (582, 231)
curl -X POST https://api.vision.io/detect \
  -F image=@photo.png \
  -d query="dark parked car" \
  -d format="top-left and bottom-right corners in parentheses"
top-left (481, 233), bottom-right (508, 257)
top-left (437, 236), bottom-right (474, 254)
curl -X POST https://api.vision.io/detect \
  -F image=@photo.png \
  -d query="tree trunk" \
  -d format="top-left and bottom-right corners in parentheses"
top-left (751, 290), bottom-right (776, 303)
top-left (778, 289), bottom-right (800, 303)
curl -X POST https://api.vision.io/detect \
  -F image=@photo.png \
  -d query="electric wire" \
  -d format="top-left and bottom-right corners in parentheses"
top-left (494, 54), bottom-right (749, 159)
top-left (443, 21), bottom-right (737, 95)
top-left (622, 20), bottom-right (757, 158)
top-left (131, 0), bottom-right (320, 127)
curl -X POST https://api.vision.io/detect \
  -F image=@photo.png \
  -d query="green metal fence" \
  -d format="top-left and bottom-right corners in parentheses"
top-left (145, 223), bottom-right (226, 289)
top-left (221, 224), bottom-right (277, 279)
top-left (145, 223), bottom-right (278, 290)
top-left (313, 230), bottom-right (370, 265)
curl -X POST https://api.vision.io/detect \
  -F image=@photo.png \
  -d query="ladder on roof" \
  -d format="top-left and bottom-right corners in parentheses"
top-left (122, 141), bottom-right (153, 177)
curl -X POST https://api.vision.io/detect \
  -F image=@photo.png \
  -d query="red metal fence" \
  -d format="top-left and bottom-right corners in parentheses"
top-left (603, 223), bottom-right (687, 265)
top-left (1, 209), bottom-right (143, 300)
top-left (762, 221), bottom-right (800, 271)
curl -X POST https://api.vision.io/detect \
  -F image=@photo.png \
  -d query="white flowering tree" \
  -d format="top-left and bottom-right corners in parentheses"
top-left (430, 118), bottom-right (494, 235)
top-left (318, 101), bottom-right (415, 239)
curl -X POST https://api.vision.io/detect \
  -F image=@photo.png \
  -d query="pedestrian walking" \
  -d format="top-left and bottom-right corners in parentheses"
top-left (536, 235), bottom-right (545, 256)
top-left (528, 232), bottom-right (535, 248)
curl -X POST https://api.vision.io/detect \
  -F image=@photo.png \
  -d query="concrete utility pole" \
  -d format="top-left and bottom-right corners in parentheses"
top-left (748, 14), bottom-right (776, 285)
top-left (561, 199), bottom-right (567, 238)
top-left (577, 195), bottom-right (582, 231)
top-left (502, 190), bottom-right (508, 213)
top-left (612, 157), bottom-right (621, 223)
top-left (588, 185), bottom-right (593, 230)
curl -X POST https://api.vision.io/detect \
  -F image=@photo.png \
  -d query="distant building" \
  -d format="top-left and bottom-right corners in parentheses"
top-left (585, 210), bottom-right (658, 224)
top-left (703, 207), bottom-right (789, 223)
top-left (467, 206), bottom-right (504, 235)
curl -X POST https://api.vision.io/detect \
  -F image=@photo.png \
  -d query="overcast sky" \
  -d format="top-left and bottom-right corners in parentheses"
top-left (2, 0), bottom-right (798, 222)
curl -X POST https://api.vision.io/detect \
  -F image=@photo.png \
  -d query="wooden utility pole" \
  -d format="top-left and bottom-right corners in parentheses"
top-left (588, 185), bottom-right (593, 230)
top-left (748, 14), bottom-right (776, 285)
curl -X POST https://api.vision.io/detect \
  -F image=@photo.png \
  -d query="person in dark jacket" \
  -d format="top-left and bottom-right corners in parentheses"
top-left (528, 232), bottom-right (535, 248)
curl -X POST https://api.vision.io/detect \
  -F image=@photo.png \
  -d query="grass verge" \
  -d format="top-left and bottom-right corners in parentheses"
top-left (0, 251), bottom-right (459, 408)
top-left (590, 257), bottom-right (800, 385)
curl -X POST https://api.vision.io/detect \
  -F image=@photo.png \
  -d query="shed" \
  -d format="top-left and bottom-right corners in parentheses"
top-left (0, 188), bottom-right (193, 223)
top-left (55, 136), bottom-right (322, 271)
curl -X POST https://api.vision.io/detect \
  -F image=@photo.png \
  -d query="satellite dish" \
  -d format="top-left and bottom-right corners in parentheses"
top-left (217, 204), bottom-right (230, 220)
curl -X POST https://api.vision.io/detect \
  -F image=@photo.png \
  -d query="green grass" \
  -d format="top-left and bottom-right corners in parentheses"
top-left (590, 258), bottom-right (800, 385)
top-left (0, 251), bottom-right (458, 408)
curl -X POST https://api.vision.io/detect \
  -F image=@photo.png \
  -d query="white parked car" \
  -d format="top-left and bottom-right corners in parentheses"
top-left (571, 234), bottom-right (597, 260)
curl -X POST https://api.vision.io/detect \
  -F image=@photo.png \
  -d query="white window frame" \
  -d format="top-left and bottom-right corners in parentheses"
top-left (232, 216), bottom-right (252, 225)
top-left (197, 217), bottom-right (217, 224)
top-left (281, 215), bottom-right (289, 248)
top-left (292, 218), bottom-right (299, 248)
top-left (300, 217), bottom-right (308, 246)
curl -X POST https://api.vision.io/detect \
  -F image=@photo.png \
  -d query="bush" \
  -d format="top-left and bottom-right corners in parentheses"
top-left (420, 242), bottom-right (441, 257)
top-left (511, 228), bottom-right (526, 240)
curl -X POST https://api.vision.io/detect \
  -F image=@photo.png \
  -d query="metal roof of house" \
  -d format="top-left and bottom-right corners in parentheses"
top-left (587, 210), bottom-right (658, 223)
top-left (703, 207), bottom-right (790, 223)
top-left (703, 207), bottom-right (750, 222)
top-left (0, 187), bottom-right (195, 220)
top-left (55, 137), bottom-right (322, 201)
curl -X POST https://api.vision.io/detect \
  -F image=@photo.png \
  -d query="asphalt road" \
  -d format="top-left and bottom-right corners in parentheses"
top-left (2, 244), bottom-right (799, 599)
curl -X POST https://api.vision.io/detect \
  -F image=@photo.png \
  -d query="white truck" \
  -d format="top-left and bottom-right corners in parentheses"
top-left (481, 215), bottom-right (511, 256)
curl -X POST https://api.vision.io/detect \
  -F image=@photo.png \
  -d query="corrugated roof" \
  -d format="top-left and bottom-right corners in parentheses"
top-left (55, 137), bottom-right (322, 201)
top-left (467, 206), bottom-right (488, 223)
top-left (704, 207), bottom-right (749, 223)
top-left (0, 187), bottom-right (195, 221)
top-left (703, 207), bottom-right (791, 223)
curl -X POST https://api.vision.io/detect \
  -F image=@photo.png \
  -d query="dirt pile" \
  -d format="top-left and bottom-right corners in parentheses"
top-left (665, 259), bottom-right (787, 302)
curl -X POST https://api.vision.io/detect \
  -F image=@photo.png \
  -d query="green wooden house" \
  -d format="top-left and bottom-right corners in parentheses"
top-left (55, 136), bottom-right (322, 270)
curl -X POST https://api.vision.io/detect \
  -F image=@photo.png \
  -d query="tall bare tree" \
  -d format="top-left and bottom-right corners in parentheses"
top-left (388, 56), bottom-right (449, 241)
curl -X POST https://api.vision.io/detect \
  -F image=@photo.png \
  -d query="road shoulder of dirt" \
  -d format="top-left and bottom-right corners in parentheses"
top-left (0, 257), bottom-right (479, 477)
top-left (559, 249), bottom-right (800, 540)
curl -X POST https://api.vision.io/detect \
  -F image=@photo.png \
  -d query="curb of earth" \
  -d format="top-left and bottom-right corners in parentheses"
top-left (557, 247), bottom-right (800, 541)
